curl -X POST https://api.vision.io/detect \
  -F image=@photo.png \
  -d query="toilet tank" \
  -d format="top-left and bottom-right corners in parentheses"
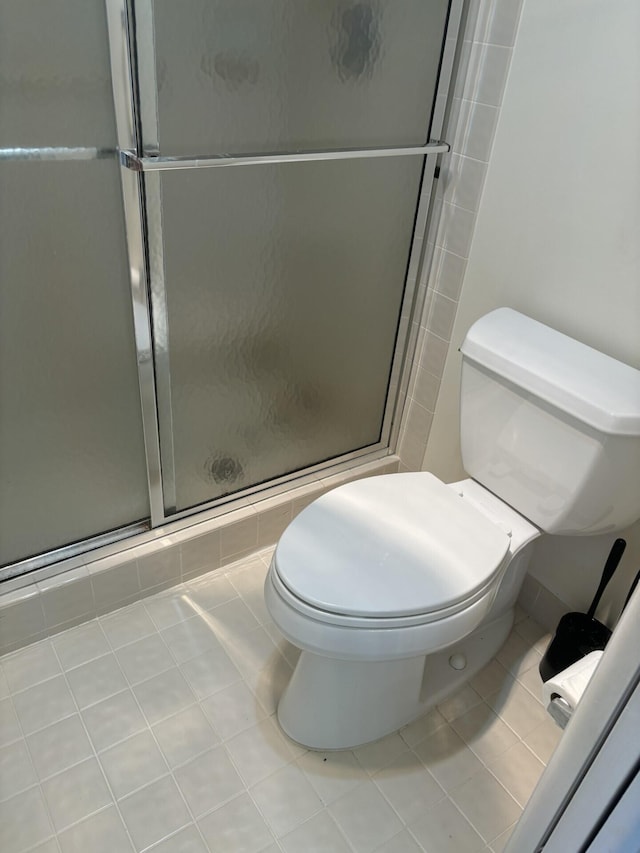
top-left (459, 308), bottom-right (640, 535)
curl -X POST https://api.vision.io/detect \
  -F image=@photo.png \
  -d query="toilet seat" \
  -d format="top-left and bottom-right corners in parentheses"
top-left (269, 565), bottom-right (499, 630)
top-left (273, 472), bottom-right (511, 624)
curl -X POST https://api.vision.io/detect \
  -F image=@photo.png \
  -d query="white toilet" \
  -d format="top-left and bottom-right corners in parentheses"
top-left (264, 308), bottom-right (640, 749)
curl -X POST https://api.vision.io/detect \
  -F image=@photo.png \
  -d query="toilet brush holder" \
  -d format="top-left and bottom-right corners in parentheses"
top-left (539, 613), bottom-right (610, 683)
top-left (539, 538), bottom-right (626, 682)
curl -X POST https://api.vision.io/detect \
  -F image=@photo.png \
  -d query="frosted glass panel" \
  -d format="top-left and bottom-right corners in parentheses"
top-left (0, 0), bottom-right (117, 147)
top-left (0, 0), bottom-right (149, 567)
top-left (0, 161), bottom-right (149, 566)
top-left (161, 157), bottom-right (422, 510)
top-left (151, 0), bottom-right (450, 155)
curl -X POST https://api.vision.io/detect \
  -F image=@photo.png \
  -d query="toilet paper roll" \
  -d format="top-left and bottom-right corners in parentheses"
top-left (542, 650), bottom-right (603, 712)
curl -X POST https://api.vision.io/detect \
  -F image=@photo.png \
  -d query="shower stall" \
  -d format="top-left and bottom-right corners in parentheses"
top-left (0, 0), bottom-right (462, 580)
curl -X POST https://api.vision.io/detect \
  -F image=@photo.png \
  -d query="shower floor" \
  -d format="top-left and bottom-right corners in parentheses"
top-left (0, 548), bottom-right (561, 853)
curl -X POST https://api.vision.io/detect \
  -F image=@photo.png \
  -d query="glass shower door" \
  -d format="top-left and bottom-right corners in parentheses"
top-left (126, 0), bottom-right (454, 516)
top-left (0, 0), bottom-right (150, 570)
top-left (159, 158), bottom-right (423, 511)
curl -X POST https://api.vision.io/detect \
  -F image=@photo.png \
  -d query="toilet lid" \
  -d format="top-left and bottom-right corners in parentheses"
top-left (274, 473), bottom-right (511, 619)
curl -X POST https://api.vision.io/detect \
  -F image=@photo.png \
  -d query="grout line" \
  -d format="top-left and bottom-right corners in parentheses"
top-left (2, 690), bottom-right (57, 852)
top-left (8, 672), bottom-right (116, 851)
top-left (87, 620), bottom-right (214, 853)
top-left (468, 37), bottom-right (517, 50)
top-left (45, 636), bottom-right (140, 851)
top-left (9, 617), bottom-right (201, 852)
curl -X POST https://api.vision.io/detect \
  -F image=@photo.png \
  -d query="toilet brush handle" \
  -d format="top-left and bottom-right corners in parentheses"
top-left (586, 538), bottom-right (626, 620)
top-left (620, 569), bottom-right (640, 617)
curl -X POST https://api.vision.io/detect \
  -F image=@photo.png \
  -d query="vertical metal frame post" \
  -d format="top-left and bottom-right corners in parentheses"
top-left (384, 0), bottom-right (465, 454)
top-left (105, 0), bottom-right (165, 526)
top-left (130, 0), bottom-right (178, 514)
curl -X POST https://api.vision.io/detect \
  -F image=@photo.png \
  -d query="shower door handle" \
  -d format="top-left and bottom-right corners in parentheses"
top-left (119, 142), bottom-right (450, 172)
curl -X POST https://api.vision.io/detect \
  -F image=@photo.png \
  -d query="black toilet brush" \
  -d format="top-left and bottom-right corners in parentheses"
top-left (539, 538), bottom-right (626, 682)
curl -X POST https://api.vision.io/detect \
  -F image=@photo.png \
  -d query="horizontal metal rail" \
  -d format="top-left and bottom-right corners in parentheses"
top-left (120, 142), bottom-right (450, 172)
top-left (0, 520), bottom-right (149, 585)
top-left (0, 147), bottom-right (116, 162)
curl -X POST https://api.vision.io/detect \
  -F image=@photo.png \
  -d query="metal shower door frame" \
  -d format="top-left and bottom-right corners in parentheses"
top-left (106, 0), bottom-right (464, 528)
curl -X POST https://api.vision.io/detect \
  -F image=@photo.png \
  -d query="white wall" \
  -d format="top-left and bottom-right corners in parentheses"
top-left (424, 0), bottom-right (640, 620)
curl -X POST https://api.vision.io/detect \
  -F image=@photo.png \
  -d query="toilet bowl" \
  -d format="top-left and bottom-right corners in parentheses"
top-left (265, 474), bottom-right (539, 748)
top-left (265, 308), bottom-right (640, 749)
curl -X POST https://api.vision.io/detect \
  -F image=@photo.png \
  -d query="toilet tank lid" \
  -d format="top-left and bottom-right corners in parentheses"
top-left (460, 308), bottom-right (640, 436)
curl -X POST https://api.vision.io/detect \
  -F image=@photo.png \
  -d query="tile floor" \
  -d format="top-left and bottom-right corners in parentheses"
top-left (0, 548), bottom-right (562, 853)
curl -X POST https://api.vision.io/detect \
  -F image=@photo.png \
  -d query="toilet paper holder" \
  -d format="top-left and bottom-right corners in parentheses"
top-left (547, 695), bottom-right (573, 729)
top-left (542, 650), bottom-right (604, 729)
top-left (541, 563), bottom-right (640, 729)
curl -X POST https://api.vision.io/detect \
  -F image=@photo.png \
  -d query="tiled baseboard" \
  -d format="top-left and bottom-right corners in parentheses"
top-left (0, 457), bottom-right (399, 655)
top-left (1, 455), bottom-right (568, 658)
top-left (517, 573), bottom-right (570, 634)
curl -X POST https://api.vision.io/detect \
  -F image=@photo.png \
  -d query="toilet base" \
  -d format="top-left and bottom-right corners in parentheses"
top-left (276, 609), bottom-right (514, 750)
